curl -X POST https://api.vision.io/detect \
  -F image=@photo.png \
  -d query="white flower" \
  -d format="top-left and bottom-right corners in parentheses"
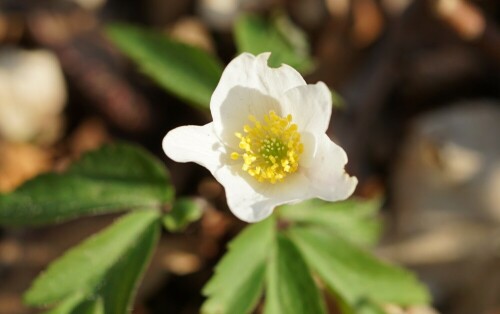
top-left (163, 52), bottom-right (357, 222)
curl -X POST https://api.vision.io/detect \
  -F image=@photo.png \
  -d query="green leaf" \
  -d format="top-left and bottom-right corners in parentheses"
top-left (45, 295), bottom-right (105, 314)
top-left (74, 299), bottom-right (104, 314)
top-left (201, 217), bottom-right (275, 314)
top-left (42, 294), bottom-right (89, 314)
top-left (357, 301), bottom-right (388, 314)
top-left (331, 88), bottom-right (346, 109)
top-left (279, 198), bottom-right (382, 246)
top-left (0, 143), bottom-right (173, 226)
top-left (24, 210), bottom-right (160, 306)
top-left (106, 23), bottom-right (223, 110)
top-left (38, 211), bottom-right (159, 314)
top-left (264, 234), bottom-right (326, 314)
top-left (99, 211), bottom-right (159, 314)
top-left (162, 197), bottom-right (203, 232)
top-left (288, 226), bottom-right (430, 309)
top-left (235, 13), bottom-right (314, 73)
top-left (333, 296), bottom-right (388, 314)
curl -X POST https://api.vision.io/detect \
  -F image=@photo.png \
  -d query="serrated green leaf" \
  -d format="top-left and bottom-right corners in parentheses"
top-left (162, 197), bottom-right (203, 232)
top-left (66, 298), bottom-right (104, 314)
top-left (201, 217), bottom-right (275, 314)
top-left (39, 212), bottom-right (159, 314)
top-left (235, 13), bottom-right (314, 73)
top-left (99, 212), bottom-right (159, 314)
top-left (0, 143), bottom-right (173, 226)
top-left (279, 198), bottom-right (382, 246)
top-left (106, 23), bottom-right (223, 110)
top-left (24, 210), bottom-right (160, 306)
top-left (264, 234), bottom-right (326, 314)
top-left (45, 297), bottom-right (104, 314)
top-left (288, 227), bottom-right (430, 309)
top-left (42, 294), bottom-right (87, 314)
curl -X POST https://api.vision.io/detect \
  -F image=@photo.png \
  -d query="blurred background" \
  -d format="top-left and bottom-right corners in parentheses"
top-left (0, 0), bottom-right (499, 313)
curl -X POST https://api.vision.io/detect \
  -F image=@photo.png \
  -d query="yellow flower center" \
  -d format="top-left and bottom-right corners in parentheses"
top-left (230, 110), bottom-right (303, 184)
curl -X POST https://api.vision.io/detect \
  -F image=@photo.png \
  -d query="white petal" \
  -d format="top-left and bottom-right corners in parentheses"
top-left (282, 82), bottom-right (332, 135)
top-left (305, 134), bottom-right (358, 201)
top-left (212, 86), bottom-right (282, 148)
top-left (300, 131), bottom-right (316, 168)
top-left (210, 52), bottom-right (306, 144)
top-left (162, 122), bottom-right (224, 173)
top-left (214, 166), bottom-right (310, 222)
top-left (211, 52), bottom-right (306, 108)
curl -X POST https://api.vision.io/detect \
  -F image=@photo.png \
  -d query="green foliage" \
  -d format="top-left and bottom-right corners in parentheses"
top-left (279, 198), bottom-right (382, 246)
top-left (331, 88), bottom-right (346, 109)
top-left (264, 234), bottom-right (326, 314)
top-left (203, 198), bottom-right (430, 314)
top-left (0, 25), bottom-right (428, 307)
top-left (357, 301), bottom-right (388, 314)
top-left (106, 23), bottom-right (223, 110)
top-left (288, 226), bottom-right (430, 310)
top-left (3, 142), bottom-right (198, 313)
top-left (0, 143), bottom-right (173, 226)
top-left (26, 210), bottom-right (160, 314)
top-left (162, 197), bottom-right (203, 232)
top-left (44, 295), bottom-right (105, 314)
top-left (202, 217), bottom-right (274, 314)
top-left (98, 213), bottom-right (159, 314)
top-left (234, 13), bottom-right (314, 73)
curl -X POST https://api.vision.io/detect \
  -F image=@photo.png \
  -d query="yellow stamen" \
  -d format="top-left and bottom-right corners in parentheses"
top-left (231, 110), bottom-right (303, 184)
top-left (231, 152), bottom-right (240, 160)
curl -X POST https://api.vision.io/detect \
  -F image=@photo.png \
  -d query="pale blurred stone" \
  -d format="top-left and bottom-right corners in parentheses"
top-left (392, 100), bottom-right (500, 233)
top-left (169, 17), bottom-right (215, 53)
top-left (436, 142), bottom-right (482, 184)
top-left (161, 251), bottom-right (202, 275)
top-left (378, 221), bottom-right (491, 264)
top-left (197, 0), bottom-right (239, 30)
top-left (0, 48), bottom-right (66, 144)
top-left (486, 166), bottom-right (500, 220)
top-left (68, 0), bottom-right (106, 10)
top-left (387, 100), bottom-right (500, 313)
top-left (197, 0), bottom-right (275, 31)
